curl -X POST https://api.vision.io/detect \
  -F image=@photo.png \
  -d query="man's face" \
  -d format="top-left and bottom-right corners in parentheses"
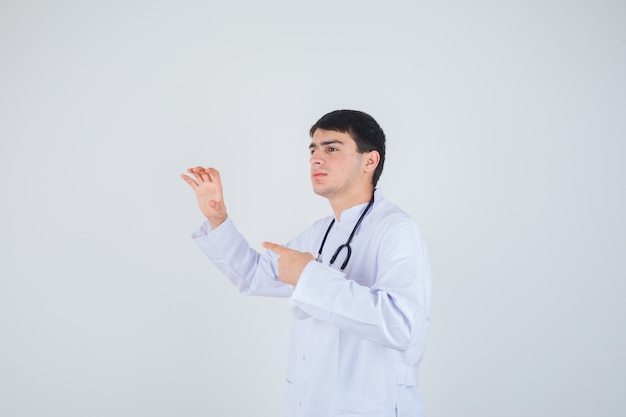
top-left (309, 129), bottom-right (369, 199)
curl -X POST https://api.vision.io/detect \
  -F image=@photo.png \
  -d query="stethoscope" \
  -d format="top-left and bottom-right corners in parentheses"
top-left (316, 194), bottom-right (375, 271)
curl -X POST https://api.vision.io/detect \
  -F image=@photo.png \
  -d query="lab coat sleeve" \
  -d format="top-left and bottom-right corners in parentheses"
top-left (192, 218), bottom-right (293, 297)
top-left (290, 220), bottom-right (431, 351)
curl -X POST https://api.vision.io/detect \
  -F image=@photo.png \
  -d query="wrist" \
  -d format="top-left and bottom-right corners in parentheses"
top-left (208, 214), bottom-right (228, 230)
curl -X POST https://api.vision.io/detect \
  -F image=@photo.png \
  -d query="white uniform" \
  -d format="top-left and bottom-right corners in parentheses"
top-left (192, 189), bottom-right (431, 417)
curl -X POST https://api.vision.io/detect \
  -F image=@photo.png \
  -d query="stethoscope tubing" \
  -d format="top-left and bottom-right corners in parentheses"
top-left (317, 194), bottom-right (375, 271)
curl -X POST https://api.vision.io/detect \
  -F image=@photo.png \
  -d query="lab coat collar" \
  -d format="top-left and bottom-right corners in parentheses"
top-left (335, 189), bottom-right (385, 224)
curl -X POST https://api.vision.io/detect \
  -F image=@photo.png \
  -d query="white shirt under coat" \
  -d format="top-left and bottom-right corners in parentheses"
top-left (192, 189), bottom-right (432, 417)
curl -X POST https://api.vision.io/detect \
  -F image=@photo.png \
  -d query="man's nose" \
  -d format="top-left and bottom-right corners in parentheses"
top-left (310, 149), bottom-right (324, 164)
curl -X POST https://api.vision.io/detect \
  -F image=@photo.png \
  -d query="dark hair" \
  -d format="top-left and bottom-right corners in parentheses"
top-left (310, 109), bottom-right (386, 187)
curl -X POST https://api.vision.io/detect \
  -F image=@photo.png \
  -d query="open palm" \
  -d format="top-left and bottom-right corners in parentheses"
top-left (181, 166), bottom-right (227, 229)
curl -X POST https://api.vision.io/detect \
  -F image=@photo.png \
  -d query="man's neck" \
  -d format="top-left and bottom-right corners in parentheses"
top-left (329, 187), bottom-right (374, 221)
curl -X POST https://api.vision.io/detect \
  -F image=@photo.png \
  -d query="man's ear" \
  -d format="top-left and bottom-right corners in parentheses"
top-left (363, 150), bottom-right (380, 173)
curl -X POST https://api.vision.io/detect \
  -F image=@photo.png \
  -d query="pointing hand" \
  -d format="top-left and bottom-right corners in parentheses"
top-left (262, 242), bottom-right (315, 286)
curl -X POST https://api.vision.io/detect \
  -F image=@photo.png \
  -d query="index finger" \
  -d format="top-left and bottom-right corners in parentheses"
top-left (262, 241), bottom-right (287, 254)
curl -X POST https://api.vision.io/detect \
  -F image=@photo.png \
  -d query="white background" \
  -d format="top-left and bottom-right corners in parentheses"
top-left (1, 1), bottom-right (624, 416)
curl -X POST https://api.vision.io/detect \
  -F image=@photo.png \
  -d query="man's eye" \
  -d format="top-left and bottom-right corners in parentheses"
top-left (327, 147), bottom-right (337, 152)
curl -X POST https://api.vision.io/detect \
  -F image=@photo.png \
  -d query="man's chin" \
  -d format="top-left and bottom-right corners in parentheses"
top-left (312, 186), bottom-right (330, 197)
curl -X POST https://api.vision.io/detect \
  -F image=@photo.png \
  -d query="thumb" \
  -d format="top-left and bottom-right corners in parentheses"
top-left (209, 200), bottom-right (225, 211)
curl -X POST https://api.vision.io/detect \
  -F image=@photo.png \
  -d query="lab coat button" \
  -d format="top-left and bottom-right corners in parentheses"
top-left (299, 401), bottom-right (303, 407)
top-left (302, 355), bottom-right (306, 360)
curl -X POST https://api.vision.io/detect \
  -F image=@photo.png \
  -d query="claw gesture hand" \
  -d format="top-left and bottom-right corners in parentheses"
top-left (181, 167), bottom-right (228, 229)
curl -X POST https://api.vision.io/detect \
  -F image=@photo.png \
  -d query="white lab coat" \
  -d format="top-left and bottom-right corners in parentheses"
top-left (192, 189), bottom-right (431, 417)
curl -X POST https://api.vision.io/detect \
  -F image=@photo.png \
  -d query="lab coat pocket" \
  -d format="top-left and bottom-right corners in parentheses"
top-left (330, 397), bottom-right (387, 416)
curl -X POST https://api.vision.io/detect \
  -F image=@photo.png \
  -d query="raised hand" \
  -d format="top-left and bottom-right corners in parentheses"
top-left (262, 242), bottom-right (315, 286)
top-left (181, 167), bottom-right (228, 229)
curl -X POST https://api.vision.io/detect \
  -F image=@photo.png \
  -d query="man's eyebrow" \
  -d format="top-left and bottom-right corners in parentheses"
top-left (308, 139), bottom-right (344, 149)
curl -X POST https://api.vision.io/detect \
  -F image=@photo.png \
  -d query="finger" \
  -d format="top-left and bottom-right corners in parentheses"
top-left (188, 166), bottom-right (211, 182)
top-left (180, 173), bottom-right (198, 189)
top-left (262, 241), bottom-right (287, 254)
top-left (206, 167), bottom-right (222, 187)
top-left (196, 166), bottom-right (213, 182)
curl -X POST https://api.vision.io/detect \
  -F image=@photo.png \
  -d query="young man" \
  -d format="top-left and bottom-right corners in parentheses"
top-left (181, 110), bottom-right (431, 417)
